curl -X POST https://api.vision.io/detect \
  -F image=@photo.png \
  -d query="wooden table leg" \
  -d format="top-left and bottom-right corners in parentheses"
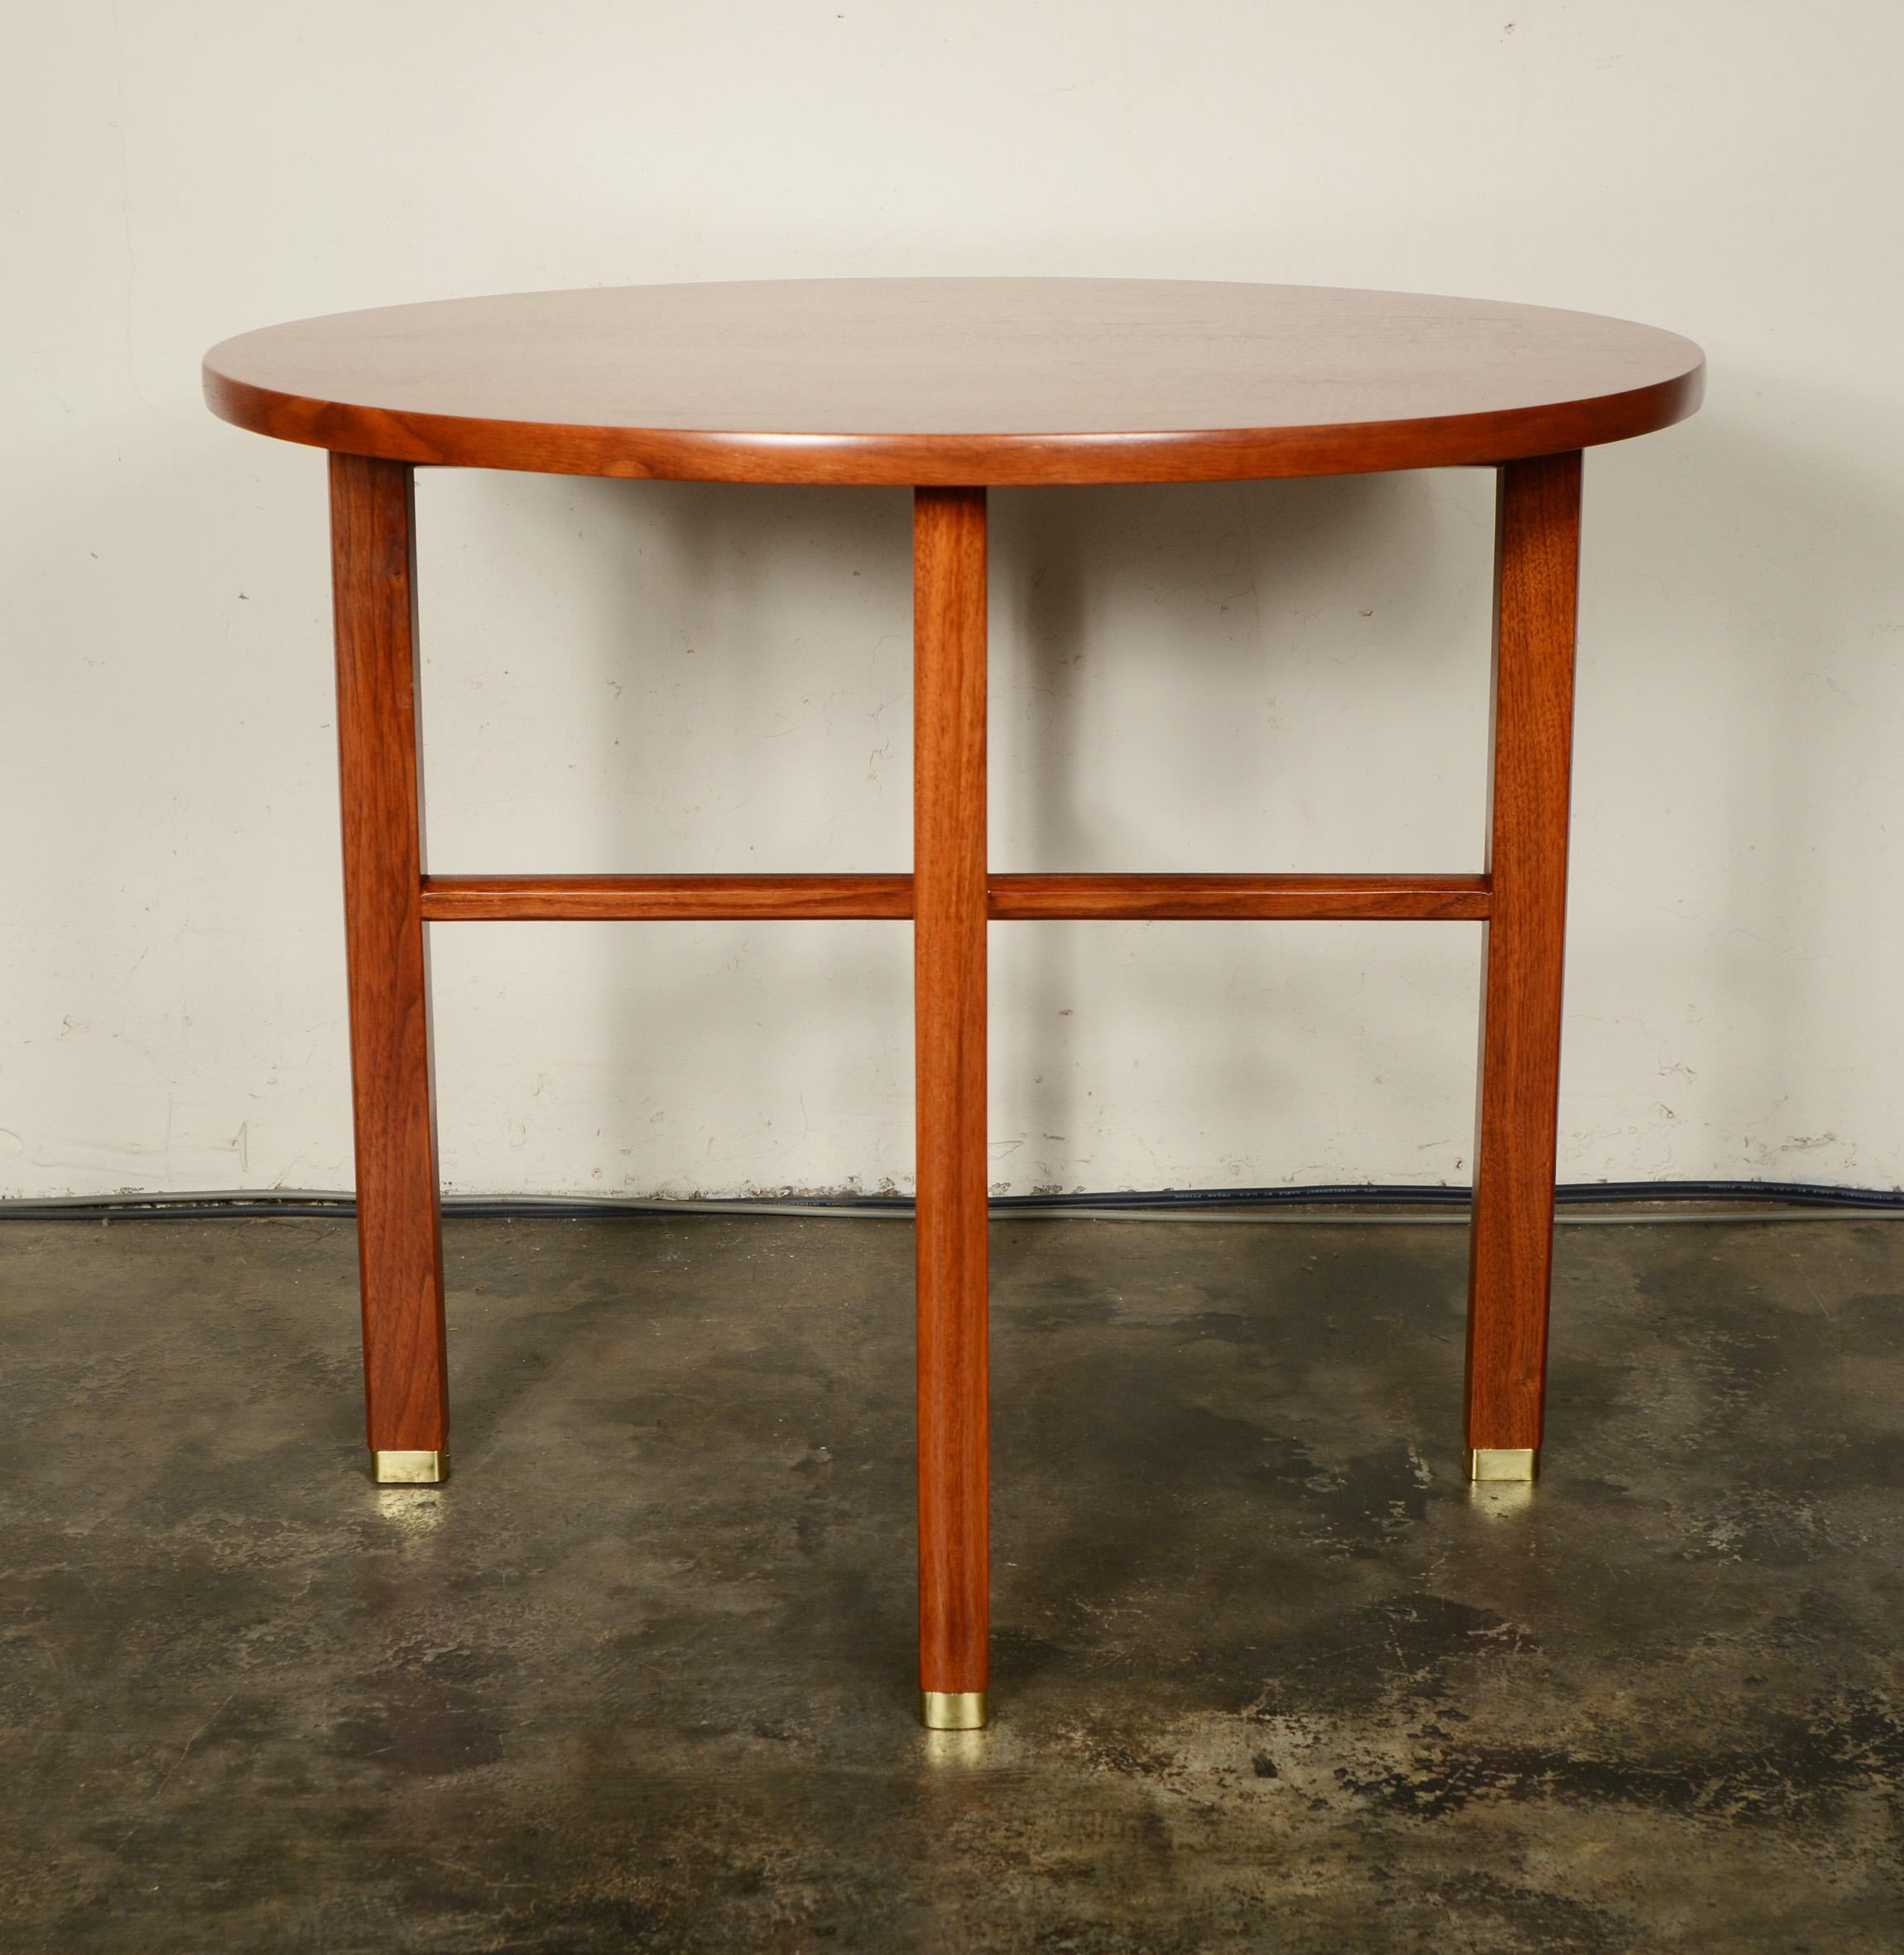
top-left (1464, 451), bottom-right (1583, 1482)
top-left (913, 487), bottom-right (989, 1728)
top-left (330, 453), bottom-right (450, 1487)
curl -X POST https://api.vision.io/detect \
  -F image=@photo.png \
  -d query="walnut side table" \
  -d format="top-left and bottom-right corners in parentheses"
top-left (204, 278), bottom-right (1704, 1728)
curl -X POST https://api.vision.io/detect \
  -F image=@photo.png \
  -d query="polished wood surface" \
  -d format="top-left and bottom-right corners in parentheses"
top-left (417, 872), bottom-right (1489, 922)
top-left (912, 488), bottom-right (990, 1701)
top-left (420, 874), bottom-right (914, 920)
top-left (213, 269), bottom-right (1699, 1720)
top-left (204, 280), bottom-right (1702, 486)
top-left (330, 454), bottom-right (449, 1454)
top-left (988, 873), bottom-right (1489, 921)
top-left (1464, 453), bottom-right (1582, 1453)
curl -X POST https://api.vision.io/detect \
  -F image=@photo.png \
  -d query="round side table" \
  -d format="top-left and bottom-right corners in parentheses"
top-left (204, 278), bottom-right (1704, 1728)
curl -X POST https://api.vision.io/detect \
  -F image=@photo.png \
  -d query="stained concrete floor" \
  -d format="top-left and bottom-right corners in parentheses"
top-left (3, 1212), bottom-right (1903, 1952)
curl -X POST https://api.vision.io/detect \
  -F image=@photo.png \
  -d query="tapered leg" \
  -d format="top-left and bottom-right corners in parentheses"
top-left (913, 488), bottom-right (989, 1727)
top-left (330, 453), bottom-right (449, 1485)
top-left (1464, 451), bottom-right (1583, 1481)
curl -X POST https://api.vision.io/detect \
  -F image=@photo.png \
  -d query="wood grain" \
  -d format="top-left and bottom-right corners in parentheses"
top-left (988, 873), bottom-right (1489, 920)
top-left (416, 872), bottom-right (1489, 922)
top-left (913, 488), bottom-right (990, 1701)
top-left (420, 874), bottom-right (912, 920)
top-left (330, 454), bottom-right (448, 1453)
top-left (1464, 452), bottom-right (1583, 1452)
top-left (204, 280), bottom-right (1704, 486)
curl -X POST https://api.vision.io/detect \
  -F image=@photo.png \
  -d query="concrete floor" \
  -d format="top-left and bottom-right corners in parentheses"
top-left (3, 1211), bottom-right (1902, 1952)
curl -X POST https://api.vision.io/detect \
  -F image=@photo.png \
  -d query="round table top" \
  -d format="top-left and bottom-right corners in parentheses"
top-left (204, 278), bottom-right (1703, 487)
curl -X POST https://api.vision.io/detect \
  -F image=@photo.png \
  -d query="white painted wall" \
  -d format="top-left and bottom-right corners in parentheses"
top-left (5, 2), bottom-right (1902, 1199)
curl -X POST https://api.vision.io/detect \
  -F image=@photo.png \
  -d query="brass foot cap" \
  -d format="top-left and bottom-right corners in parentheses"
top-left (373, 1448), bottom-right (448, 1485)
top-left (1465, 1446), bottom-right (1539, 1482)
top-left (920, 1689), bottom-right (988, 1730)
